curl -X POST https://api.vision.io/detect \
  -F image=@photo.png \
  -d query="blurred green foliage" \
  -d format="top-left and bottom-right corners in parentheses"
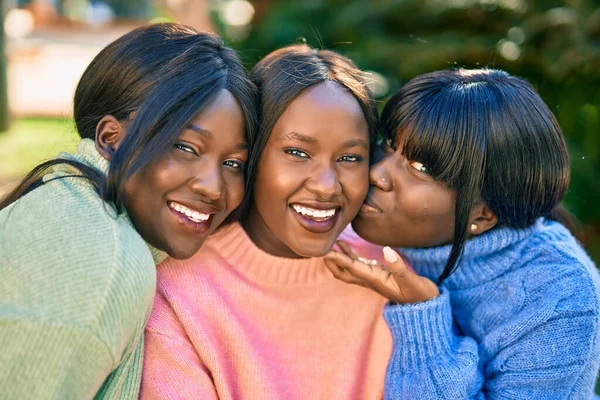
top-left (0, 118), bottom-right (78, 182)
top-left (220, 0), bottom-right (600, 262)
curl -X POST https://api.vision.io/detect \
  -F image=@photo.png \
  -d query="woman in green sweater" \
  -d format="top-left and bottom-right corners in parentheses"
top-left (0, 23), bottom-right (257, 399)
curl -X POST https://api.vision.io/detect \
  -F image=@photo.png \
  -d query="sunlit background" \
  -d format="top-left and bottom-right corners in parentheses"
top-left (0, 1), bottom-right (599, 274)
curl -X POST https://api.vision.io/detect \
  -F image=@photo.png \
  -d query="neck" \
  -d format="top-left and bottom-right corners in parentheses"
top-left (243, 206), bottom-right (304, 259)
top-left (63, 139), bottom-right (168, 265)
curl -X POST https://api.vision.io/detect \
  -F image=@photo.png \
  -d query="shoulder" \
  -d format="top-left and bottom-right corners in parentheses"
top-left (515, 220), bottom-right (600, 308)
top-left (1, 173), bottom-right (153, 265)
top-left (0, 175), bottom-right (156, 339)
top-left (461, 220), bottom-right (600, 336)
top-left (472, 221), bottom-right (600, 351)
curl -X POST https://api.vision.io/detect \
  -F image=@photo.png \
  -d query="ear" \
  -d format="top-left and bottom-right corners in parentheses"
top-left (468, 202), bottom-right (498, 236)
top-left (95, 115), bottom-right (127, 161)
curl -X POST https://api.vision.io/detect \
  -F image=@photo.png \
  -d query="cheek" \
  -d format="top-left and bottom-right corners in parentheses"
top-left (224, 174), bottom-right (246, 210)
top-left (340, 166), bottom-right (369, 205)
top-left (123, 163), bottom-right (170, 213)
top-left (255, 158), bottom-right (301, 210)
top-left (414, 194), bottom-right (456, 231)
top-left (397, 186), bottom-right (449, 222)
top-left (143, 159), bottom-right (181, 195)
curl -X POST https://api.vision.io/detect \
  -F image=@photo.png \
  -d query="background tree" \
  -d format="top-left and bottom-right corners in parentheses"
top-left (218, 0), bottom-right (600, 262)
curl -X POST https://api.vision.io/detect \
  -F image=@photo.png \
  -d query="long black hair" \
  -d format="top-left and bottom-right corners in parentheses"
top-left (242, 45), bottom-right (379, 215)
top-left (381, 69), bottom-right (571, 282)
top-left (0, 23), bottom-right (258, 216)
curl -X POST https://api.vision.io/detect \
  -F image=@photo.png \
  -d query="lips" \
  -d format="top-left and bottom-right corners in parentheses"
top-left (290, 202), bottom-right (342, 234)
top-left (167, 200), bottom-right (221, 235)
top-left (360, 197), bottom-right (382, 214)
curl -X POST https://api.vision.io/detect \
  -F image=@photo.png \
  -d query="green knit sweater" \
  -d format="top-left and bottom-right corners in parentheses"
top-left (0, 139), bottom-right (166, 399)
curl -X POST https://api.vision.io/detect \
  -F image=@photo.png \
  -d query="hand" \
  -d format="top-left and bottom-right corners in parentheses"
top-left (324, 241), bottom-right (439, 304)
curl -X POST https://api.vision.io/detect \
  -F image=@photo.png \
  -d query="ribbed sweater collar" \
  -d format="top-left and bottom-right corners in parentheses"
top-left (400, 219), bottom-right (545, 289)
top-left (208, 222), bottom-right (334, 286)
top-left (57, 138), bottom-right (167, 265)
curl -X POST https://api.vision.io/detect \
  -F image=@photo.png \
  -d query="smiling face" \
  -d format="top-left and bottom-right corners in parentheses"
top-left (245, 81), bottom-right (370, 258)
top-left (123, 89), bottom-right (247, 259)
top-left (352, 138), bottom-right (457, 248)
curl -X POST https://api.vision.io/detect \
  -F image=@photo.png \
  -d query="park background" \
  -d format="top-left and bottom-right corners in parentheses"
top-left (0, 1), bottom-right (599, 389)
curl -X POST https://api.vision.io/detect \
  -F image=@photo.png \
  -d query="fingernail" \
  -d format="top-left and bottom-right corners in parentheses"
top-left (383, 246), bottom-right (399, 263)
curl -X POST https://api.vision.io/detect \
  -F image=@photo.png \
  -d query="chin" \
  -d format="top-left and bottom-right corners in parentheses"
top-left (290, 239), bottom-right (336, 258)
top-left (164, 243), bottom-right (203, 260)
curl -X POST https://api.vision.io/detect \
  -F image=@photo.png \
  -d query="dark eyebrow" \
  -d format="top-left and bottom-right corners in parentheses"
top-left (341, 138), bottom-right (369, 150)
top-left (187, 124), bottom-right (212, 138)
top-left (233, 142), bottom-right (249, 151)
top-left (283, 131), bottom-right (316, 144)
top-left (188, 124), bottom-right (247, 152)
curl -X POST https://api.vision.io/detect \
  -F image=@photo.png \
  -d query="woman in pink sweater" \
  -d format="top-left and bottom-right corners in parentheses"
top-left (141, 45), bottom-right (392, 399)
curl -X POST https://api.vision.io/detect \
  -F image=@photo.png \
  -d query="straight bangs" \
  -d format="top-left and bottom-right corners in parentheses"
top-left (393, 82), bottom-right (488, 192)
top-left (381, 72), bottom-right (494, 282)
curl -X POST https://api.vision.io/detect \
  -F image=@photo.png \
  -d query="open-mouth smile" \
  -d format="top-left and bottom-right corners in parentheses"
top-left (290, 203), bottom-right (341, 234)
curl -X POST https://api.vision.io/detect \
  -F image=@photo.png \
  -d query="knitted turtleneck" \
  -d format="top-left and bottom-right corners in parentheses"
top-left (382, 218), bottom-right (600, 399)
top-left (1, 138), bottom-right (164, 399)
top-left (142, 222), bottom-right (392, 400)
top-left (401, 219), bottom-right (541, 289)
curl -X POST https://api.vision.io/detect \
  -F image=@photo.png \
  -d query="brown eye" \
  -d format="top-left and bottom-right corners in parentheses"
top-left (284, 148), bottom-right (310, 159)
top-left (337, 154), bottom-right (363, 163)
top-left (223, 159), bottom-right (244, 170)
top-left (174, 143), bottom-right (197, 156)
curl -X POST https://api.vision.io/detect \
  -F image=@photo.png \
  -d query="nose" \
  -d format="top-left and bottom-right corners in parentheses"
top-left (305, 163), bottom-right (342, 200)
top-left (189, 162), bottom-right (224, 201)
top-left (370, 157), bottom-right (393, 191)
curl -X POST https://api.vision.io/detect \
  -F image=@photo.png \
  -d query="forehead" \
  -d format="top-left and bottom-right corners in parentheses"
top-left (189, 90), bottom-right (245, 134)
top-left (271, 81), bottom-right (369, 142)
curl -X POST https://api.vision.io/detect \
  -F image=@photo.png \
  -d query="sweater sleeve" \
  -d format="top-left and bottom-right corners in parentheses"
top-left (0, 178), bottom-right (157, 398)
top-left (383, 284), bottom-right (600, 399)
top-left (141, 292), bottom-right (219, 399)
top-left (0, 318), bottom-right (115, 399)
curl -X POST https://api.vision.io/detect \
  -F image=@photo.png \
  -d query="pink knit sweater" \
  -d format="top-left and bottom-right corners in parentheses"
top-left (141, 222), bottom-right (391, 399)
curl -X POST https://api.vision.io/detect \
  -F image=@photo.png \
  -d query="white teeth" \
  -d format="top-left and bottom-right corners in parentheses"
top-left (169, 202), bottom-right (210, 222)
top-left (292, 204), bottom-right (337, 219)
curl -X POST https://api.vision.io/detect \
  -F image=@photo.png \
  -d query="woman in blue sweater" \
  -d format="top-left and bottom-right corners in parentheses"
top-left (325, 69), bottom-right (600, 399)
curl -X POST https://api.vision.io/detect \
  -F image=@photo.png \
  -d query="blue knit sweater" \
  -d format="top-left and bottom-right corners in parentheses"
top-left (383, 219), bottom-right (600, 399)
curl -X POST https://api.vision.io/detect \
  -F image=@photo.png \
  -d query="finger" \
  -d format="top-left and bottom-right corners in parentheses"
top-left (382, 246), bottom-right (411, 281)
top-left (326, 251), bottom-right (401, 294)
top-left (340, 261), bottom-right (409, 301)
top-left (341, 257), bottom-right (384, 283)
top-left (324, 250), bottom-right (356, 271)
top-left (326, 251), bottom-right (380, 285)
top-left (336, 240), bottom-right (358, 260)
top-left (324, 257), bottom-right (366, 286)
top-left (382, 246), bottom-right (440, 302)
